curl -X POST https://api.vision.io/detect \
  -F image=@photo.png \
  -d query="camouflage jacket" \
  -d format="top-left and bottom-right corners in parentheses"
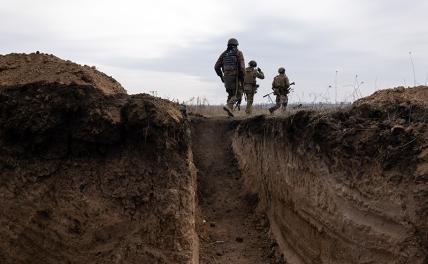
top-left (272, 74), bottom-right (290, 95)
top-left (244, 67), bottom-right (264, 87)
top-left (214, 47), bottom-right (245, 81)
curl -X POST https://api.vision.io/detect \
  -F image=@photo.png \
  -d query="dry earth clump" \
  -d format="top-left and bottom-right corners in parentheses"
top-left (0, 52), bottom-right (126, 95)
top-left (355, 86), bottom-right (428, 105)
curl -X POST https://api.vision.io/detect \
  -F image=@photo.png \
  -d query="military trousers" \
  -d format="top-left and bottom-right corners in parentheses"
top-left (224, 75), bottom-right (241, 109)
top-left (269, 94), bottom-right (288, 113)
top-left (244, 84), bottom-right (256, 114)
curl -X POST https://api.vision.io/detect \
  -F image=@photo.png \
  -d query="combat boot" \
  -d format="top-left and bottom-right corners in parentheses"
top-left (223, 106), bottom-right (234, 117)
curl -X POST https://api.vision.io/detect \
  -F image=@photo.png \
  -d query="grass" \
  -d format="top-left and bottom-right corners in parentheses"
top-left (187, 102), bottom-right (351, 118)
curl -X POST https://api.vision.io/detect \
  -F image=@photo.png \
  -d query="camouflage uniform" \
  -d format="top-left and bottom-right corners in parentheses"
top-left (214, 47), bottom-right (245, 110)
top-left (243, 66), bottom-right (264, 114)
top-left (269, 73), bottom-right (290, 113)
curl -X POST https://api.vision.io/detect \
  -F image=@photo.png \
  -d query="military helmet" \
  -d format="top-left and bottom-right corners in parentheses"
top-left (227, 38), bottom-right (239, 46)
top-left (278, 67), bottom-right (285, 74)
top-left (249, 60), bottom-right (257, 67)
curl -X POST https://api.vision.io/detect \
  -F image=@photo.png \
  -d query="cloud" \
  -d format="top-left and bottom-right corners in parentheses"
top-left (1, 0), bottom-right (428, 104)
top-left (1, 0), bottom-right (244, 59)
top-left (100, 65), bottom-right (224, 104)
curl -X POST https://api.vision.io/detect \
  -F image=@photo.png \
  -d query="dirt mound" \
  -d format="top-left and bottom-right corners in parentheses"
top-left (0, 64), bottom-right (198, 263)
top-left (0, 53), bottom-right (126, 95)
top-left (355, 86), bottom-right (428, 105)
top-left (233, 93), bottom-right (428, 263)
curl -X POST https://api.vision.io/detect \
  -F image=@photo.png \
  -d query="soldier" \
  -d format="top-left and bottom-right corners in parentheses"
top-left (243, 60), bottom-right (264, 114)
top-left (269, 67), bottom-right (291, 114)
top-left (214, 38), bottom-right (245, 117)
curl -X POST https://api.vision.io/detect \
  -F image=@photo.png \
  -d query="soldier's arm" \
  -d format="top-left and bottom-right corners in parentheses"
top-left (284, 75), bottom-right (290, 88)
top-left (214, 53), bottom-right (224, 77)
top-left (256, 70), bottom-right (265, 79)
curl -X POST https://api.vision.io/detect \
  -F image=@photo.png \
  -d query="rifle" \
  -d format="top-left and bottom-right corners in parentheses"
top-left (263, 82), bottom-right (295, 98)
top-left (231, 61), bottom-right (242, 103)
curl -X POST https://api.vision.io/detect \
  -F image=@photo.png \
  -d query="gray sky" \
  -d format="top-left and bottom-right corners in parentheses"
top-left (1, 0), bottom-right (428, 104)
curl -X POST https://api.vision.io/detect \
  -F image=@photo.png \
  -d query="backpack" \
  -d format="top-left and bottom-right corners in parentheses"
top-left (244, 68), bottom-right (256, 85)
top-left (222, 48), bottom-right (238, 72)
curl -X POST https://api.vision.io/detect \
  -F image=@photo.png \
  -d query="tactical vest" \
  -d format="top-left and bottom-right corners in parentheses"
top-left (223, 48), bottom-right (238, 72)
top-left (273, 75), bottom-right (287, 88)
top-left (244, 68), bottom-right (256, 85)
top-left (273, 75), bottom-right (289, 94)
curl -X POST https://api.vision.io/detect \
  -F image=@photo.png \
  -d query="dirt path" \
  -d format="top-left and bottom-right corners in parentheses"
top-left (191, 117), bottom-right (277, 264)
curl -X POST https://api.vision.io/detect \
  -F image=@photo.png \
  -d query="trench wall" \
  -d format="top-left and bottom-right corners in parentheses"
top-left (232, 112), bottom-right (428, 264)
top-left (0, 84), bottom-right (198, 264)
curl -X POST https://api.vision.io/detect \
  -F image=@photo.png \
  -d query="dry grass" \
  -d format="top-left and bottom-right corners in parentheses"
top-left (187, 103), bottom-right (351, 118)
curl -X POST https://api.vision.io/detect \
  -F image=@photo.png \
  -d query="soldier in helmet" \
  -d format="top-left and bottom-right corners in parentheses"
top-left (269, 67), bottom-right (291, 114)
top-left (243, 60), bottom-right (264, 114)
top-left (214, 38), bottom-right (245, 117)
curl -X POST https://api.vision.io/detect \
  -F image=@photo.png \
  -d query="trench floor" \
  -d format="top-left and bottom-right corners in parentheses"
top-left (191, 117), bottom-right (276, 264)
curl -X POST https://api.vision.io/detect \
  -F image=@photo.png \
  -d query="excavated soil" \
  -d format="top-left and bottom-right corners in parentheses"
top-left (0, 53), bottom-right (126, 95)
top-left (233, 87), bottom-right (428, 263)
top-left (0, 54), bottom-right (197, 264)
top-left (355, 85), bottom-right (428, 105)
top-left (191, 117), bottom-right (283, 264)
top-left (1, 53), bottom-right (427, 264)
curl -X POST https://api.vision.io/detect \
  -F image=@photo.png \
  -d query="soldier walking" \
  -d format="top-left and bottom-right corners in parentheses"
top-left (269, 67), bottom-right (291, 114)
top-left (243, 60), bottom-right (264, 115)
top-left (214, 38), bottom-right (245, 117)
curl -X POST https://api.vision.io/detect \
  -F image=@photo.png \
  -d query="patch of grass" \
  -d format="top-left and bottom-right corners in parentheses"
top-left (187, 103), bottom-right (351, 118)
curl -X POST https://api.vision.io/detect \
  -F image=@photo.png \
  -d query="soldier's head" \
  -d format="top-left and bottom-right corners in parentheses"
top-left (278, 67), bottom-right (285, 74)
top-left (227, 38), bottom-right (239, 48)
top-left (249, 60), bottom-right (257, 68)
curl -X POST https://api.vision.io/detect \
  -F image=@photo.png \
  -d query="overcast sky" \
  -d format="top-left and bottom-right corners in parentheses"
top-left (1, 0), bottom-right (428, 104)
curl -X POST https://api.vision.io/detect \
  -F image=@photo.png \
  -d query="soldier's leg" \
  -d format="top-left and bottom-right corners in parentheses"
top-left (245, 91), bottom-right (254, 114)
top-left (282, 95), bottom-right (289, 111)
top-left (226, 90), bottom-right (233, 103)
top-left (224, 76), bottom-right (237, 110)
top-left (269, 95), bottom-right (281, 113)
top-left (227, 96), bottom-right (237, 110)
top-left (235, 86), bottom-right (243, 111)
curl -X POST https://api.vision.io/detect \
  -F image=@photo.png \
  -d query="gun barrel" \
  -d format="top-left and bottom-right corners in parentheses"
top-left (263, 92), bottom-right (273, 98)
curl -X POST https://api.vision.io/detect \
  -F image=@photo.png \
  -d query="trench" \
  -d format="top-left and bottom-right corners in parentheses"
top-left (1, 54), bottom-right (426, 264)
top-left (191, 117), bottom-right (281, 264)
top-left (189, 113), bottom-right (427, 264)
